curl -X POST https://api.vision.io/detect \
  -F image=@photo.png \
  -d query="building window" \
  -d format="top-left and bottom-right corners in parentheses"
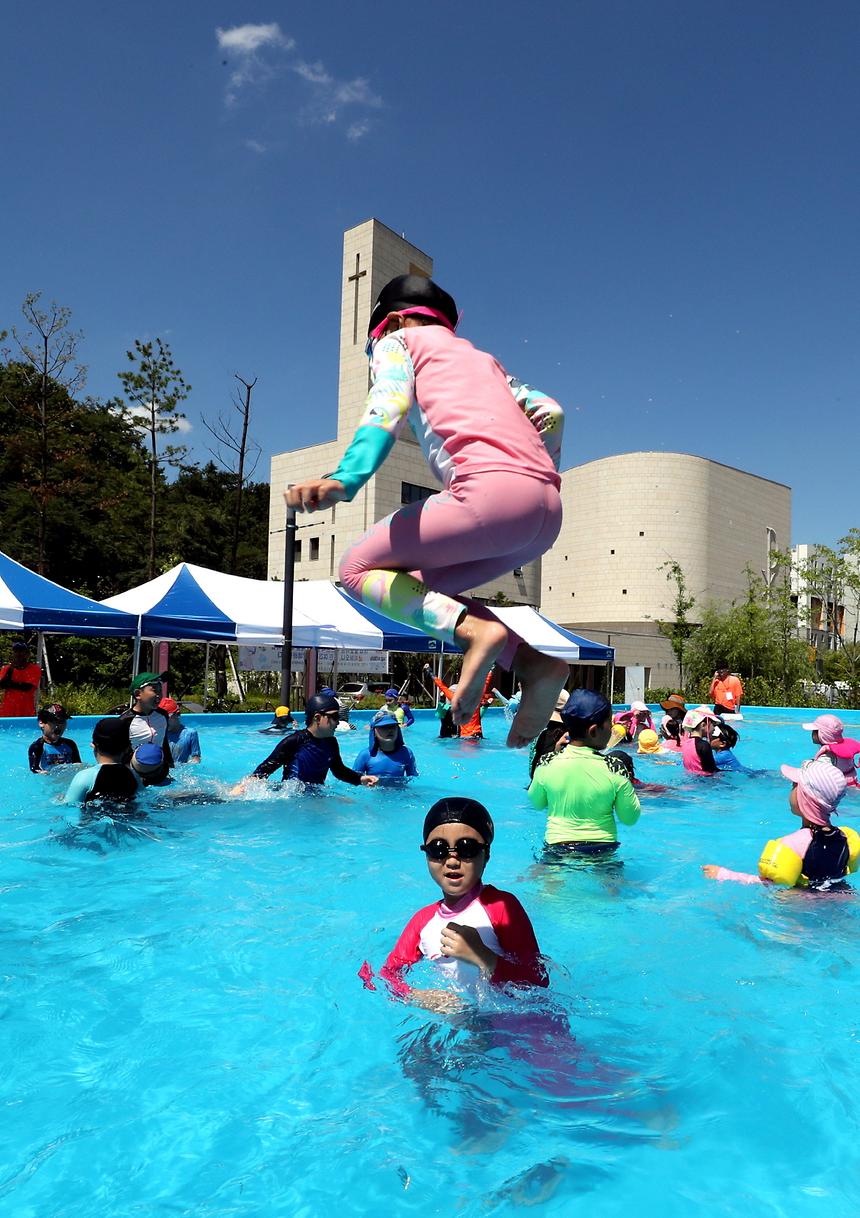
top-left (610, 549), bottom-right (615, 555)
top-left (622, 588), bottom-right (627, 595)
top-left (401, 481), bottom-right (435, 505)
top-left (294, 539), bottom-right (302, 563)
top-left (639, 531), bottom-right (645, 537)
top-left (310, 537), bottom-right (320, 561)
top-left (571, 591), bottom-right (575, 597)
top-left (513, 567), bottom-right (524, 577)
top-left (329, 536), bottom-right (335, 577)
top-left (565, 555), bottom-right (568, 561)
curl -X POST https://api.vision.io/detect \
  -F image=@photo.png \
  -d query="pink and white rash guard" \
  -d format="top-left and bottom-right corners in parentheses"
top-left (376, 882), bottom-right (548, 997)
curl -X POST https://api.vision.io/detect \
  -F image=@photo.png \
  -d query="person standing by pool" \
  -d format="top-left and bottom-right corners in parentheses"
top-left (528, 690), bottom-right (641, 858)
top-left (234, 692), bottom-right (378, 791)
top-left (160, 697), bottom-right (201, 764)
top-left (286, 274), bottom-right (568, 748)
top-left (0, 641), bottom-right (42, 717)
top-left (702, 759), bottom-right (858, 888)
top-left (361, 796), bottom-right (547, 1010)
top-left (352, 712), bottom-right (418, 782)
top-left (709, 663), bottom-right (743, 716)
top-left (28, 704), bottom-right (81, 773)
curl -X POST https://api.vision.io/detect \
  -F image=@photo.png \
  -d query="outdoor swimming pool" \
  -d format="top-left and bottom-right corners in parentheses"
top-left (3, 706), bottom-right (860, 1216)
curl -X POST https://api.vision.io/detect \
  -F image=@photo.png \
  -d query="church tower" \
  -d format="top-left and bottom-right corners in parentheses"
top-left (268, 219), bottom-right (541, 607)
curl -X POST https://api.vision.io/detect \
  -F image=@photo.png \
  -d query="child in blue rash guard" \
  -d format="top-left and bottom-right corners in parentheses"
top-left (29, 704), bottom-right (81, 773)
top-left (64, 718), bottom-right (139, 808)
top-left (233, 692), bottom-right (378, 792)
top-left (352, 713), bottom-right (418, 782)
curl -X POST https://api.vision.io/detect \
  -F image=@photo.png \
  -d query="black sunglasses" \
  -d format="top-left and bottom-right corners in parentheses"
top-left (421, 837), bottom-right (486, 862)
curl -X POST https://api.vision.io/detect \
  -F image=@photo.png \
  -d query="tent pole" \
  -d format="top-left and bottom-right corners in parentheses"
top-left (203, 642), bottom-right (211, 710)
top-left (280, 489), bottom-right (297, 706)
top-left (132, 622), bottom-right (142, 682)
top-left (38, 633), bottom-right (54, 696)
top-left (227, 646), bottom-right (245, 702)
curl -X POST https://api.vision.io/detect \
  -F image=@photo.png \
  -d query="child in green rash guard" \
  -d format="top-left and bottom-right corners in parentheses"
top-left (527, 690), bottom-right (641, 857)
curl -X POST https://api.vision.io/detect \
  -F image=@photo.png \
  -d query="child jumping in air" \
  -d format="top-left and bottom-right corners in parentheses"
top-left (286, 274), bottom-right (567, 748)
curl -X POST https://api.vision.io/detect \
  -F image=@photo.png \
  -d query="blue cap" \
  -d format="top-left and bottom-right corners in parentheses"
top-left (373, 711), bottom-right (399, 728)
top-left (561, 689), bottom-right (612, 724)
top-left (131, 743), bottom-right (164, 772)
top-left (320, 686), bottom-right (336, 697)
top-left (385, 688), bottom-right (399, 698)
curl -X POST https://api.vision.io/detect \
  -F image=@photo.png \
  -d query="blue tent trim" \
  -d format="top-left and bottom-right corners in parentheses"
top-left (533, 611), bottom-right (615, 662)
top-left (0, 551), bottom-right (137, 637)
top-left (140, 565), bottom-right (236, 641)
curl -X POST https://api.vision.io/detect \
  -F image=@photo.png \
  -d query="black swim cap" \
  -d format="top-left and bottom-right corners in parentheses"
top-left (367, 275), bottom-right (458, 336)
top-left (305, 692), bottom-right (340, 723)
top-left (422, 797), bottom-right (494, 845)
top-left (92, 717), bottom-right (131, 755)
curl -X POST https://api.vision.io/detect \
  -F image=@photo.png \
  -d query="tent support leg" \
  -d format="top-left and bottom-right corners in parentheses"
top-left (203, 642), bottom-right (211, 710)
top-left (227, 646), bottom-right (245, 702)
top-left (132, 634), bottom-right (142, 682)
top-left (38, 633), bottom-right (53, 696)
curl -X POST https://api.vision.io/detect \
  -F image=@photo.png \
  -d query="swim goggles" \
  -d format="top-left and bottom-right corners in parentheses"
top-left (421, 837), bottom-right (486, 862)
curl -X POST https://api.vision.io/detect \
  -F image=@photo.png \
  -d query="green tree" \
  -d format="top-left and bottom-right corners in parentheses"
top-left (118, 339), bottom-right (190, 579)
top-left (656, 559), bottom-right (697, 687)
top-left (3, 294), bottom-right (86, 574)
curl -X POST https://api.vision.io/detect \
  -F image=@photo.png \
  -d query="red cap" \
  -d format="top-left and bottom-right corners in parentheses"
top-left (159, 696), bottom-right (179, 715)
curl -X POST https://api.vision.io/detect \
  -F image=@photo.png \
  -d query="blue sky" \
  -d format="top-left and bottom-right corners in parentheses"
top-left (3, 1), bottom-right (858, 546)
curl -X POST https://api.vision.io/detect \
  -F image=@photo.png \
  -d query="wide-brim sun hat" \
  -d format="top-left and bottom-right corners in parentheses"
top-left (630, 700), bottom-right (649, 713)
top-left (683, 706), bottom-right (720, 731)
top-left (660, 694), bottom-right (687, 712)
top-left (780, 758), bottom-right (847, 817)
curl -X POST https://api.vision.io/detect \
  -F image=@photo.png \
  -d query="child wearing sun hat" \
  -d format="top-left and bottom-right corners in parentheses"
top-left (802, 714), bottom-right (860, 787)
top-left (702, 758), bottom-right (859, 889)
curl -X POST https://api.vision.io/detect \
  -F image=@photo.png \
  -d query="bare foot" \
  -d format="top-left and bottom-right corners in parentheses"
top-left (450, 614), bottom-right (508, 723)
top-left (506, 645), bottom-right (568, 747)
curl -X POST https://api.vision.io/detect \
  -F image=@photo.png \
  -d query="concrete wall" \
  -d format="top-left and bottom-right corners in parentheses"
top-left (541, 452), bottom-right (792, 687)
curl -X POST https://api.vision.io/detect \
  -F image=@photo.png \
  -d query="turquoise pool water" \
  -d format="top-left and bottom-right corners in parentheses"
top-left (3, 706), bottom-right (860, 1216)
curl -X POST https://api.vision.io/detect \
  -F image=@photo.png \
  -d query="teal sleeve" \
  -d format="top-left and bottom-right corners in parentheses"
top-left (527, 776), bottom-right (547, 810)
top-left (64, 765), bottom-right (98, 805)
top-left (613, 776), bottom-right (642, 826)
top-left (328, 427), bottom-right (396, 501)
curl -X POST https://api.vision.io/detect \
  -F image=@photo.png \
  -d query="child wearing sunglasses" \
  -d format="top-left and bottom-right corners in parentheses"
top-left (287, 274), bottom-right (567, 750)
top-left (233, 692), bottom-right (378, 792)
top-left (360, 797), bottom-right (547, 1012)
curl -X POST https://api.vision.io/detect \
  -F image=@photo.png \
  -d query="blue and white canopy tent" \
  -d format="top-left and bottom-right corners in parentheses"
top-left (103, 564), bottom-right (614, 701)
top-left (0, 549), bottom-right (138, 693)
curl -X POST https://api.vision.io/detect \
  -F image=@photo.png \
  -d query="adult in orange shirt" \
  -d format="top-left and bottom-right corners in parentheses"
top-left (0, 641), bottom-right (42, 717)
top-left (709, 662), bottom-right (743, 715)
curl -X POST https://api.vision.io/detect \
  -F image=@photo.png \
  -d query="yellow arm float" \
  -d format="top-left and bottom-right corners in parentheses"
top-left (758, 839), bottom-right (803, 887)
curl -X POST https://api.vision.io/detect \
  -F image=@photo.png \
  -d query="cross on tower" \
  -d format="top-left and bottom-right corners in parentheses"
top-left (348, 252), bottom-right (367, 344)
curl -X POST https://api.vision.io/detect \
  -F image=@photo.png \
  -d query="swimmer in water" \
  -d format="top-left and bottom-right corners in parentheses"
top-left (801, 714), bottom-right (860, 787)
top-left (286, 274), bottom-right (568, 748)
top-left (233, 692), bottom-right (378, 793)
top-left (29, 704), bottom-right (81, 773)
top-left (528, 690), bottom-right (641, 858)
top-left (702, 758), bottom-right (858, 889)
top-left (360, 797), bottom-right (547, 1011)
top-left (259, 705), bottom-right (297, 735)
top-left (352, 713), bottom-right (418, 782)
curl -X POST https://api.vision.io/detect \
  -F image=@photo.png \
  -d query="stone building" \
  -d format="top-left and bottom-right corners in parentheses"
top-left (267, 218), bottom-right (539, 606)
top-left (539, 452), bottom-right (792, 692)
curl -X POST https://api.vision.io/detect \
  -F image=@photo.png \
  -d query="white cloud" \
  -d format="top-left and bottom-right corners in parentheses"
top-left (215, 25), bottom-right (382, 137)
top-left (245, 138), bottom-right (267, 154)
top-left (216, 23), bottom-right (291, 55)
top-left (125, 402), bottom-right (193, 435)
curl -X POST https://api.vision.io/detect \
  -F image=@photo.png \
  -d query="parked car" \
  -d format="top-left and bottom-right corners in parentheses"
top-left (337, 682), bottom-right (368, 702)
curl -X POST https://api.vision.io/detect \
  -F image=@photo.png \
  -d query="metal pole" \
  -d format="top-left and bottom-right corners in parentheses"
top-left (280, 492), bottom-right (297, 706)
top-left (203, 641), bottom-right (211, 710)
top-left (39, 633), bottom-right (54, 695)
top-left (227, 645), bottom-right (245, 702)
